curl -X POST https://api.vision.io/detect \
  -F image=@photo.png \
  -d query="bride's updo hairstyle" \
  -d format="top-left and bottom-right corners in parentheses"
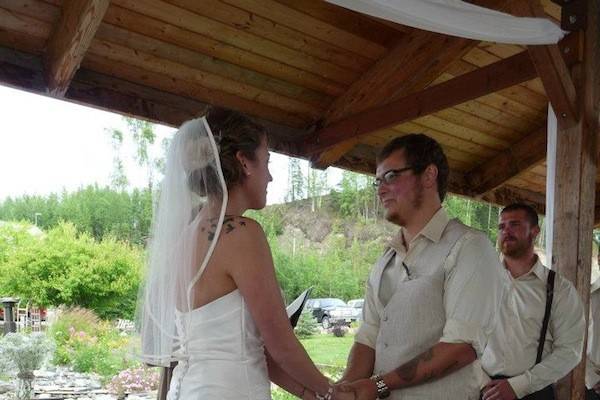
top-left (185, 108), bottom-right (267, 196)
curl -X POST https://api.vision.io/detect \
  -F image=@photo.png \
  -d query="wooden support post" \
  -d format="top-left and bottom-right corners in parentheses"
top-left (547, 1), bottom-right (599, 399)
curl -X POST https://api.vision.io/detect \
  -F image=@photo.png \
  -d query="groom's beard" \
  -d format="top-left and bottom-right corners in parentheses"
top-left (384, 181), bottom-right (424, 227)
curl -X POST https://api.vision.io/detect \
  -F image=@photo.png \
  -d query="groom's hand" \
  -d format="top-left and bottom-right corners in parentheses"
top-left (337, 378), bottom-right (377, 400)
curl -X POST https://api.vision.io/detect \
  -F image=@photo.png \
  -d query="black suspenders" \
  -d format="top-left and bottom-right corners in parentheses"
top-left (536, 270), bottom-right (556, 364)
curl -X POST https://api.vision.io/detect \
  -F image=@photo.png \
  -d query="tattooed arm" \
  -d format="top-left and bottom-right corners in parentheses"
top-left (341, 342), bottom-right (476, 400)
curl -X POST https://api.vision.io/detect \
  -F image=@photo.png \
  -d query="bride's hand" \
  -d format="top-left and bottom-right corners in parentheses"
top-left (333, 385), bottom-right (356, 400)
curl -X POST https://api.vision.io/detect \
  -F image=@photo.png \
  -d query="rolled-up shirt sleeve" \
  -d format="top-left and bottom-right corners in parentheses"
top-left (440, 232), bottom-right (505, 358)
top-left (355, 275), bottom-right (380, 349)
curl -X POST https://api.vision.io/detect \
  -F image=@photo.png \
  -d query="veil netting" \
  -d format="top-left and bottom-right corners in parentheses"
top-left (136, 116), bottom-right (228, 366)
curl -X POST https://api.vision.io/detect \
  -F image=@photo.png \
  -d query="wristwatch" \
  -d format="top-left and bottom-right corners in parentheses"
top-left (370, 374), bottom-right (391, 399)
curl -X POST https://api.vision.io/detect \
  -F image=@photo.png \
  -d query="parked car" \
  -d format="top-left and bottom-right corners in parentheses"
top-left (305, 298), bottom-right (357, 329)
top-left (347, 298), bottom-right (364, 321)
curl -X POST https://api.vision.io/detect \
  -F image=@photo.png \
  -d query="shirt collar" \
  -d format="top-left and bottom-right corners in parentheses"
top-left (501, 255), bottom-right (548, 281)
top-left (529, 257), bottom-right (549, 281)
top-left (388, 208), bottom-right (450, 251)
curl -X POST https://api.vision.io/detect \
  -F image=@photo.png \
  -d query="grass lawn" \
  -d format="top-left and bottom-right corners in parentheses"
top-left (272, 332), bottom-right (354, 399)
top-left (300, 334), bottom-right (354, 368)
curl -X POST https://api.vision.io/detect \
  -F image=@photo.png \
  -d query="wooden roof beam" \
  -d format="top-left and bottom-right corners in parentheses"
top-left (303, 50), bottom-right (539, 157)
top-left (466, 125), bottom-right (547, 195)
top-left (44, 0), bottom-right (109, 97)
top-left (311, 0), bottom-right (510, 168)
top-left (512, 0), bottom-right (579, 124)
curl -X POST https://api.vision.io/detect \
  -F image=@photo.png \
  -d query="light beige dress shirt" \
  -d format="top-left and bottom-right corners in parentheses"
top-left (481, 258), bottom-right (585, 398)
top-left (355, 208), bottom-right (505, 399)
top-left (586, 278), bottom-right (600, 389)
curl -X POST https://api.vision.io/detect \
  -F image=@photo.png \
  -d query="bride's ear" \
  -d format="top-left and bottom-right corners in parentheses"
top-left (236, 150), bottom-right (250, 176)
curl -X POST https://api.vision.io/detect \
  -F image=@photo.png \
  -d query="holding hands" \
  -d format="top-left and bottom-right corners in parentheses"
top-left (336, 378), bottom-right (378, 400)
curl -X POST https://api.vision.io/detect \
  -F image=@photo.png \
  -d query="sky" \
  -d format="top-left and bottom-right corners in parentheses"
top-left (0, 84), bottom-right (342, 205)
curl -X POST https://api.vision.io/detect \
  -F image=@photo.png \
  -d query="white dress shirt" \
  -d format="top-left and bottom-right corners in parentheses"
top-left (481, 258), bottom-right (585, 398)
top-left (586, 278), bottom-right (600, 389)
top-left (355, 208), bottom-right (504, 399)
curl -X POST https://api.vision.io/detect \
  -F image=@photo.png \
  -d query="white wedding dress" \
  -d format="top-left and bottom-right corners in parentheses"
top-left (167, 289), bottom-right (272, 399)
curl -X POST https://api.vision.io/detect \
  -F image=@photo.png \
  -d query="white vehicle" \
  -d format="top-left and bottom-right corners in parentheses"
top-left (347, 299), bottom-right (364, 321)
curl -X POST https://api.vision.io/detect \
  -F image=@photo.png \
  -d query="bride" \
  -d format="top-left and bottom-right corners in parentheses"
top-left (137, 109), bottom-right (351, 400)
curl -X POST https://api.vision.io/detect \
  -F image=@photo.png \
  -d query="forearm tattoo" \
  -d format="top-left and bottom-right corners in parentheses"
top-left (394, 348), bottom-right (434, 383)
top-left (201, 216), bottom-right (247, 241)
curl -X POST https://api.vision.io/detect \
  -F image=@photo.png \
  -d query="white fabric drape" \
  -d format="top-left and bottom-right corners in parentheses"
top-left (326, 0), bottom-right (564, 45)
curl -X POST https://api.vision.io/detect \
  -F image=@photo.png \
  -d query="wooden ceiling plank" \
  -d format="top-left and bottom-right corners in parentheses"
top-left (104, 11), bottom-right (343, 97)
top-left (0, 28), bottom-right (46, 55)
top-left (44, 0), bottom-right (110, 96)
top-left (446, 58), bottom-right (551, 114)
top-left (2, 0), bottom-right (60, 22)
top-left (304, 50), bottom-right (539, 156)
top-left (81, 53), bottom-right (309, 128)
top-left (367, 128), bottom-right (484, 167)
top-left (219, 0), bottom-right (386, 59)
top-left (0, 6), bottom-right (53, 39)
top-left (273, 0), bottom-right (410, 46)
top-left (414, 114), bottom-right (510, 149)
top-left (164, 0), bottom-right (374, 72)
top-left (512, 0), bottom-right (578, 124)
top-left (454, 101), bottom-right (535, 134)
top-left (396, 122), bottom-right (498, 158)
top-left (86, 38), bottom-right (322, 119)
top-left (466, 125), bottom-right (547, 195)
top-left (37, 0), bottom-right (349, 96)
top-left (112, 0), bottom-right (358, 86)
top-left (95, 23), bottom-right (332, 110)
top-left (435, 108), bottom-right (522, 142)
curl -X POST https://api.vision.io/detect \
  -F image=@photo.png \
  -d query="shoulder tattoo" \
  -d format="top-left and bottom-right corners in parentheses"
top-left (200, 216), bottom-right (248, 241)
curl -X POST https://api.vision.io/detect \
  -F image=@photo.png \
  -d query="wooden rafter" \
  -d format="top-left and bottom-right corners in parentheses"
top-left (466, 125), bottom-right (547, 195)
top-left (312, 0), bottom-right (509, 168)
top-left (44, 0), bottom-right (109, 96)
top-left (512, 0), bottom-right (578, 124)
top-left (303, 51), bottom-right (541, 156)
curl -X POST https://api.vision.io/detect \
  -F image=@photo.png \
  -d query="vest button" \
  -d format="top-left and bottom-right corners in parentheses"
top-left (383, 316), bottom-right (388, 322)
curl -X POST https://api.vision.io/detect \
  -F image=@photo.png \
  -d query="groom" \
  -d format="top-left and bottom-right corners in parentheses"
top-left (338, 134), bottom-right (504, 400)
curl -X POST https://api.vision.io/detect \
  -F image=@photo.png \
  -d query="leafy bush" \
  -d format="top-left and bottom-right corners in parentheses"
top-left (294, 312), bottom-right (319, 339)
top-left (0, 332), bottom-right (54, 375)
top-left (107, 366), bottom-right (160, 397)
top-left (0, 222), bottom-right (142, 319)
top-left (49, 307), bottom-right (137, 382)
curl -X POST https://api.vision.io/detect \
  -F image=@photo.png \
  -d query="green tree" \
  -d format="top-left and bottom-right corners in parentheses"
top-left (0, 222), bottom-right (142, 319)
top-left (286, 158), bottom-right (305, 202)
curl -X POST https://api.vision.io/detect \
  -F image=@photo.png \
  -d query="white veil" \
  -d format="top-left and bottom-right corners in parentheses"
top-left (136, 116), bottom-right (228, 366)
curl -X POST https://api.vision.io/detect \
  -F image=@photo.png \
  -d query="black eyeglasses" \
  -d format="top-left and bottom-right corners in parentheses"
top-left (373, 166), bottom-right (414, 188)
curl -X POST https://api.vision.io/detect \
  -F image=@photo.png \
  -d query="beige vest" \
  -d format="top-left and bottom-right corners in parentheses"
top-left (370, 219), bottom-right (484, 400)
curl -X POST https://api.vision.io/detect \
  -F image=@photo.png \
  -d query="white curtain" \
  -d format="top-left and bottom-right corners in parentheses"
top-left (326, 0), bottom-right (564, 44)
